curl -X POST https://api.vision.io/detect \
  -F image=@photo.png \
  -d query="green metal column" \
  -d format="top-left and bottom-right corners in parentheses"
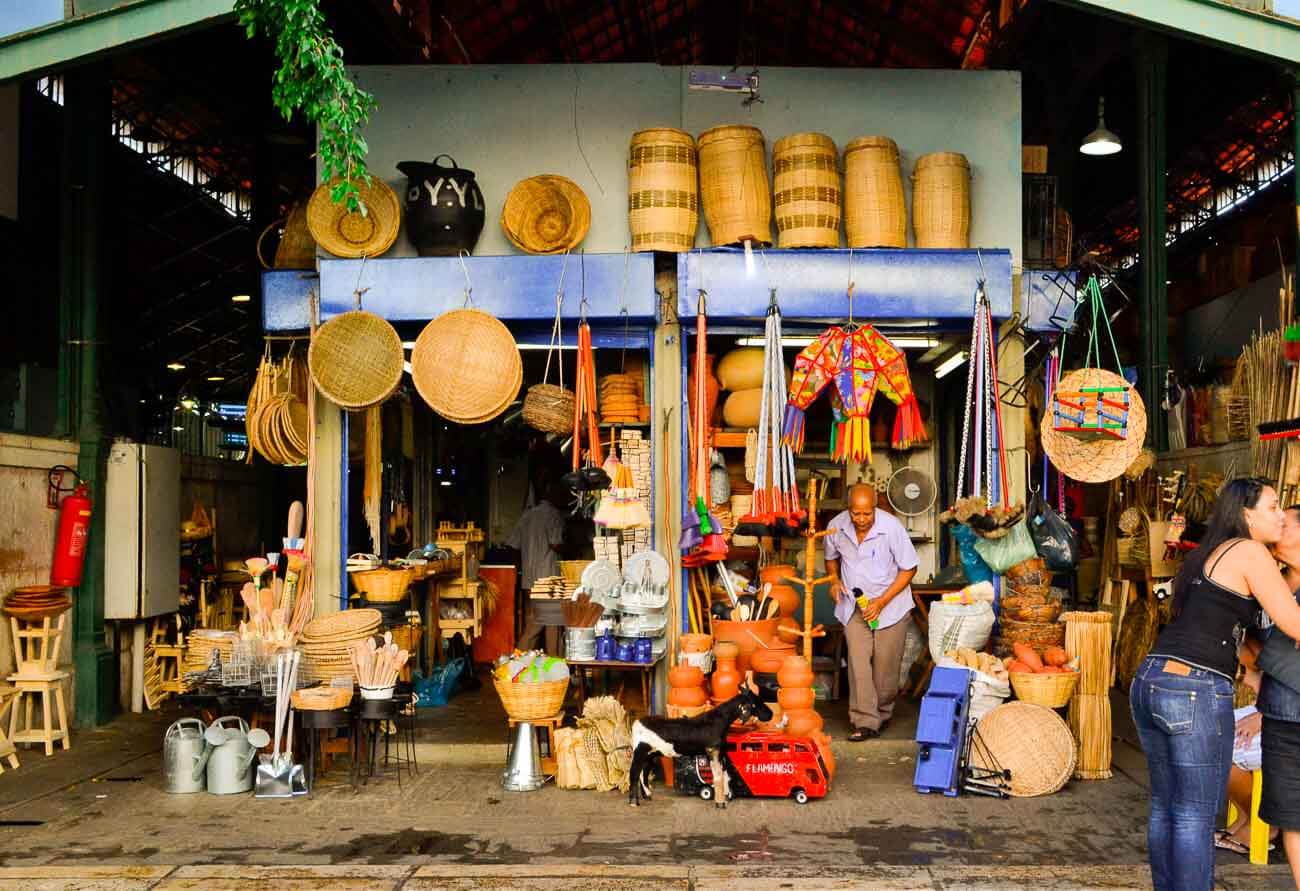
top-left (1293, 72), bottom-right (1298, 302)
top-left (62, 66), bottom-right (115, 727)
top-left (1137, 35), bottom-right (1169, 452)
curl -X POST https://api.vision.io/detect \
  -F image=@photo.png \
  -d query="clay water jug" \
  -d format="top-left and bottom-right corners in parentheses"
top-left (397, 155), bottom-right (485, 256)
top-left (777, 655), bottom-right (814, 689)
top-left (711, 641), bottom-right (741, 700)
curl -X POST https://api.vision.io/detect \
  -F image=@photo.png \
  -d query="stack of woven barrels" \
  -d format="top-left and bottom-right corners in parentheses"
top-left (995, 558), bottom-right (1066, 657)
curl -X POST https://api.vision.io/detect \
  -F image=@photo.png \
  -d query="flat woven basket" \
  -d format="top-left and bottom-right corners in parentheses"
top-left (301, 608), bottom-right (383, 641)
top-left (411, 308), bottom-right (522, 423)
top-left (351, 567), bottom-right (413, 603)
top-left (501, 175), bottom-right (590, 254)
top-left (308, 310), bottom-right (404, 409)
top-left (494, 676), bottom-right (568, 721)
top-left (970, 701), bottom-right (1076, 797)
top-left (522, 383), bottom-right (575, 434)
top-left (306, 178), bottom-right (401, 259)
top-left (1041, 368), bottom-right (1147, 483)
top-left (1010, 670), bottom-right (1079, 709)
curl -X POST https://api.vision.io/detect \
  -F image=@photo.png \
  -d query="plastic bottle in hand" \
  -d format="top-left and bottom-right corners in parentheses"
top-left (853, 587), bottom-right (879, 630)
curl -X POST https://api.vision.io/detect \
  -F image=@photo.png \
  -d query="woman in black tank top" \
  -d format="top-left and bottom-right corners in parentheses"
top-left (1130, 478), bottom-right (1300, 891)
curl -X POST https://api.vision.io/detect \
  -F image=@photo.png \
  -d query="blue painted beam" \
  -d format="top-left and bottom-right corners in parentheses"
top-left (676, 248), bottom-right (1014, 322)
top-left (261, 253), bottom-right (657, 332)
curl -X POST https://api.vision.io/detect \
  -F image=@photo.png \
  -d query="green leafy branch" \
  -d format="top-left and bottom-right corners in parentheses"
top-left (235, 0), bottom-right (375, 213)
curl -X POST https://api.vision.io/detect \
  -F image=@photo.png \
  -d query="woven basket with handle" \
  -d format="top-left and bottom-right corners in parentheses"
top-left (351, 567), bottom-right (413, 603)
top-left (494, 676), bottom-right (568, 721)
top-left (1010, 670), bottom-right (1079, 709)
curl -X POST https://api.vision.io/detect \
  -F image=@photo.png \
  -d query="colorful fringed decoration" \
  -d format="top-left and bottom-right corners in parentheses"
top-left (786, 324), bottom-right (927, 464)
top-left (782, 327), bottom-right (845, 453)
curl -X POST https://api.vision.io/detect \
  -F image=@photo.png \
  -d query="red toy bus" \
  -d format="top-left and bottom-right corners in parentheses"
top-left (673, 730), bottom-right (831, 804)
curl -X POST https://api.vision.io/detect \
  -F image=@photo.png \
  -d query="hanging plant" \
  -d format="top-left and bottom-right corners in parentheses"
top-left (235, 0), bottom-right (376, 213)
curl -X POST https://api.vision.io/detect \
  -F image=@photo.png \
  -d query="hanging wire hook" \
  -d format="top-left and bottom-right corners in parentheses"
top-left (846, 247), bottom-right (856, 324)
top-left (352, 255), bottom-right (370, 309)
top-left (457, 249), bottom-right (474, 307)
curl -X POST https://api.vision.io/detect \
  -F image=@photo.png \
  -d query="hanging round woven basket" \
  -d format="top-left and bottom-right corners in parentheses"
top-left (523, 383), bottom-right (575, 434)
top-left (306, 178), bottom-right (402, 259)
top-left (500, 175), bottom-right (590, 254)
top-left (1041, 368), bottom-right (1147, 483)
top-left (308, 310), bottom-right (404, 409)
top-left (410, 308), bottom-right (522, 423)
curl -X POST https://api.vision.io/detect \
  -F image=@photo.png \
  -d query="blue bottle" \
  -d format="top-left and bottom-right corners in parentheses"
top-left (595, 631), bottom-right (616, 662)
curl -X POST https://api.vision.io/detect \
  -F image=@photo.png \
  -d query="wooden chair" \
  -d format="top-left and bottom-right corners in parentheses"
top-left (0, 684), bottom-right (19, 773)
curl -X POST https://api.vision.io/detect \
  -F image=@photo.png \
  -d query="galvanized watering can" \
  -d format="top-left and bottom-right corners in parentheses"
top-left (163, 718), bottom-right (208, 794)
top-left (205, 715), bottom-right (257, 795)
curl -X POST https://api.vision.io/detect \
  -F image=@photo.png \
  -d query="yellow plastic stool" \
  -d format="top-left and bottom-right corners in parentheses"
top-left (1226, 769), bottom-right (1270, 866)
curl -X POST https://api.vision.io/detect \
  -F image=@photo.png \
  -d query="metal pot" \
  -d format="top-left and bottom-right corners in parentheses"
top-left (397, 155), bottom-right (485, 256)
top-left (205, 715), bottom-right (256, 795)
top-left (163, 718), bottom-right (208, 794)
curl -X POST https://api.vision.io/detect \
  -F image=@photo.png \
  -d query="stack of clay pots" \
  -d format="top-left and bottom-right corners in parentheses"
top-left (710, 641), bottom-right (742, 702)
top-left (749, 634), bottom-right (795, 729)
top-left (777, 655), bottom-right (823, 737)
top-left (668, 660), bottom-right (709, 717)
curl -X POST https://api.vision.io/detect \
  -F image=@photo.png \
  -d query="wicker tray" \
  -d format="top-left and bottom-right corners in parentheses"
top-left (494, 676), bottom-right (568, 721)
top-left (410, 308), bottom-right (522, 423)
top-left (306, 177), bottom-right (401, 259)
top-left (308, 310), bottom-right (404, 409)
top-left (292, 686), bottom-right (354, 711)
top-left (1010, 670), bottom-right (1079, 709)
top-left (970, 701), bottom-right (1076, 797)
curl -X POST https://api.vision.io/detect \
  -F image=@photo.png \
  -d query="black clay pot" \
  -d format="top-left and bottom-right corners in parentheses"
top-left (397, 155), bottom-right (485, 257)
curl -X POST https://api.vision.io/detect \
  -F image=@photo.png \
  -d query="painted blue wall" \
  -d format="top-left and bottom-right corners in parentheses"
top-left (344, 65), bottom-right (1022, 262)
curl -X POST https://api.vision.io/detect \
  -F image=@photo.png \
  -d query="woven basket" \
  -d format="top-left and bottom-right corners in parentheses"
top-left (1001, 596), bottom-right (1061, 624)
top-left (411, 308), bottom-right (522, 423)
top-left (308, 310), bottom-right (404, 409)
top-left (501, 175), bottom-right (590, 254)
top-left (999, 618), bottom-right (1066, 650)
top-left (1010, 670), bottom-right (1079, 709)
top-left (351, 567), bottom-right (413, 602)
top-left (697, 125), bottom-right (771, 247)
top-left (772, 132), bottom-right (840, 248)
top-left (522, 383), bottom-right (575, 434)
top-left (970, 701), bottom-right (1076, 797)
top-left (292, 686), bottom-right (354, 711)
top-left (494, 676), bottom-right (569, 721)
top-left (257, 201), bottom-right (317, 270)
top-left (1040, 369), bottom-right (1148, 484)
top-left (1005, 557), bottom-right (1050, 589)
top-left (301, 608), bottom-right (383, 641)
top-left (911, 152), bottom-right (970, 248)
top-left (628, 128), bottom-right (698, 252)
top-left (306, 178), bottom-right (401, 259)
top-left (844, 136), bottom-right (906, 248)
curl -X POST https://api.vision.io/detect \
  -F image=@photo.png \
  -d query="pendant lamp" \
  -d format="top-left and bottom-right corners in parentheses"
top-left (1079, 96), bottom-right (1122, 157)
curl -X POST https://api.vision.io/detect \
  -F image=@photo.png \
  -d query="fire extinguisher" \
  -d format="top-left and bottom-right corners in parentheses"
top-left (51, 482), bottom-right (93, 588)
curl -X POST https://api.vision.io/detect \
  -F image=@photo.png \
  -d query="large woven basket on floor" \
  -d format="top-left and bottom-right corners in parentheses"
top-left (306, 178), bottom-right (401, 259)
top-left (494, 676), bottom-right (568, 721)
top-left (308, 310), bottom-right (404, 409)
top-left (844, 136), bottom-right (906, 248)
top-left (1010, 670), bottom-right (1079, 709)
top-left (772, 132), bottom-right (840, 248)
top-left (410, 308), bottom-right (522, 423)
top-left (971, 701), bottom-right (1076, 797)
top-left (1040, 368), bottom-right (1147, 484)
top-left (697, 125), bottom-right (771, 246)
top-left (501, 175), bottom-right (590, 254)
top-left (911, 152), bottom-right (970, 248)
top-left (628, 128), bottom-right (698, 252)
top-left (522, 383), bottom-right (575, 434)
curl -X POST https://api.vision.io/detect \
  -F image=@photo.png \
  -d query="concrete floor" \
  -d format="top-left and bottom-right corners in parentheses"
top-left (0, 677), bottom-right (1293, 889)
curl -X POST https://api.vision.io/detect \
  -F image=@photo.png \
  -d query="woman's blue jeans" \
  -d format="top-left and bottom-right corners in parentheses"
top-left (1130, 656), bottom-right (1235, 891)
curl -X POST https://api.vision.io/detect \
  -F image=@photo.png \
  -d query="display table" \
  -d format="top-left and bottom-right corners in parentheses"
top-left (567, 657), bottom-right (661, 714)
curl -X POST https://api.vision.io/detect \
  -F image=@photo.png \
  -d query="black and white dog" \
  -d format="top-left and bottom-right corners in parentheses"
top-left (628, 686), bottom-right (772, 807)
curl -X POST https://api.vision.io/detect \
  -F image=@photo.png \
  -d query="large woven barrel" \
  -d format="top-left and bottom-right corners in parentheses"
top-left (628, 128), bottom-right (698, 252)
top-left (844, 136), bottom-right (906, 248)
top-left (697, 125), bottom-right (771, 246)
top-left (772, 132), bottom-right (840, 248)
top-left (911, 152), bottom-right (970, 248)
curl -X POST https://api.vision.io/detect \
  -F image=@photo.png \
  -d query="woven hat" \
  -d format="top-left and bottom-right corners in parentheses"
top-left (410, 308), bottom-right (522, 423)
top-left (306, 178), bottom-right (402, 259)
top-left (1041, 368), bottom-right (1147, 484)
top-left (501, 175), bottom-right (590, 254)
top-left (308, 310), bottom-right (405, 409)
top-left (970, 701), bottom-right (1076, 797)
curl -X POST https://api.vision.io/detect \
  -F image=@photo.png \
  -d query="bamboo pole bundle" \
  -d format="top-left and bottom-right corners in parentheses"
top-left (1062, 611), bottom-right (1113, 780)
top-left (1238, 329), bottom-right (1286, 483)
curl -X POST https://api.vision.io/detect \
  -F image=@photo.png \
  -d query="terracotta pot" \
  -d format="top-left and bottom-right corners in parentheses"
top-left (668, 663), bottom-right (704, 689)
top-left (783, 708), bottom-right (825, 737)
top-left (777, 655), bottom-right (814, 689)
top-left (688, 352), bottom-right (721, 428)
top-left (776, 617), bottom-right (801, 643)
top-left (711, 648), bottom-right (742, 701)
top-left (711, 617), bottom-right (780, 675)
top-left (680, 633), bottom-right (713, 654)
top-left (713, 640), bottom-right (741, 661)
top-left (668, 685), bottom-right (708, 708)
top-left (750, 646), bottom-right (787, 674)
top-left (764, 582), bottom-right (802, 619)
top-left (777, 687), bottom-right (816, 710)
top-left (759, 564), bottom-right (797, 584)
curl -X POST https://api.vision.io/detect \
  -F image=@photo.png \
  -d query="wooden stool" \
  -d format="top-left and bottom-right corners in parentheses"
top-left (0, 684), bottom-right (19, 773)
top-left (10, 613), bottom-right (68, 675)
top-left (150, 618), bottom-right (185, 695)
top-left (7, 671), bottom-right (70, 756)
top-left (507, 711), bottom-right (564, 775)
